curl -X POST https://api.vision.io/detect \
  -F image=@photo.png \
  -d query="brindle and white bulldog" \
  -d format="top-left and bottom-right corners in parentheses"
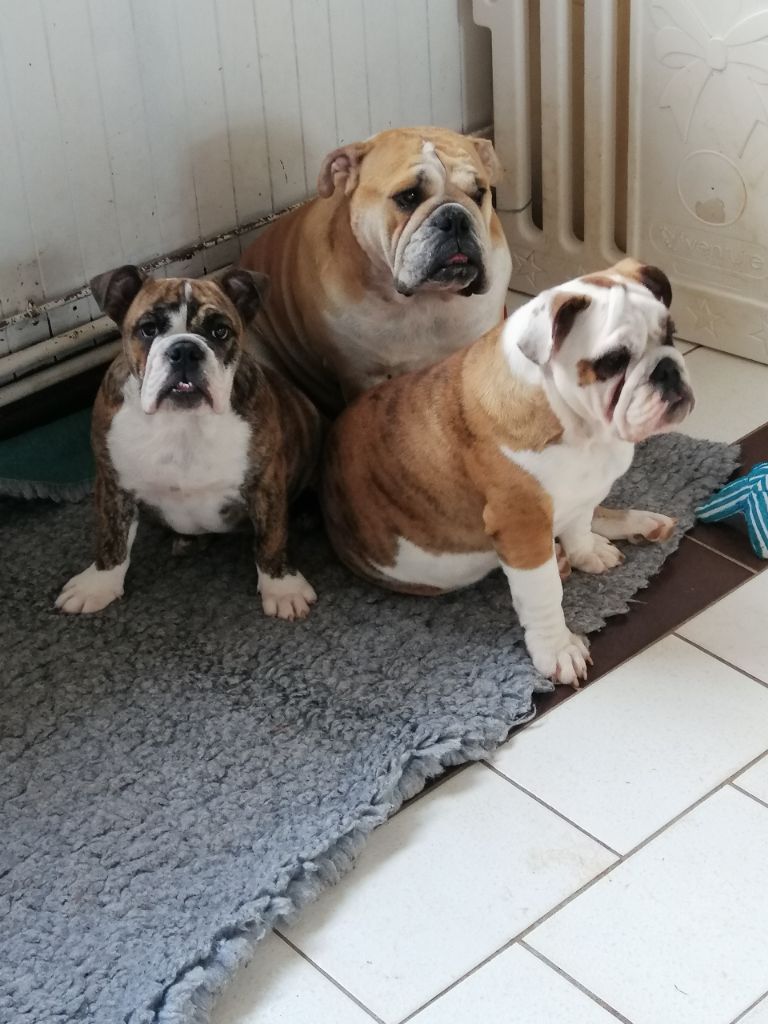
top-left (56, 266), bottom-right (323, 621)
top-left (321, 260), bottom-right (695, 685)
top-left (240, 126), bottom-right (512, 414)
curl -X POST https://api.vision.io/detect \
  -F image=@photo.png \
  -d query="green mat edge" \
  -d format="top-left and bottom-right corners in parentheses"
top-left (0, 476), bottom-right (92, 502)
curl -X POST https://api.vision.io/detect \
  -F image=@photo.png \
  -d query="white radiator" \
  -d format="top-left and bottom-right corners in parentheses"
top-left (475, 0), bottom-right (768, 363)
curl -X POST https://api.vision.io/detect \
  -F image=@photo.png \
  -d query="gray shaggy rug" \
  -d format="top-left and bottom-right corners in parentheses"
top-left (1, 433), bottom-right (737, 1024)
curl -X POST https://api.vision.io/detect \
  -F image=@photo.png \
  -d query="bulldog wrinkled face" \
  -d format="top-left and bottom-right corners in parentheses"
top-left (89, 267), bottom-right (267, 415)
top-left (317, 128), bottom-right (500, 298)
top-left (513, 260), bottom-right (695, 443)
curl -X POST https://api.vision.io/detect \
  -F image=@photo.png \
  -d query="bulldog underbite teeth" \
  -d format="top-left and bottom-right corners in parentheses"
top-left (56, 266), bottom-right (323, 621)
top-left (321, 259), bottom-right (694, 687)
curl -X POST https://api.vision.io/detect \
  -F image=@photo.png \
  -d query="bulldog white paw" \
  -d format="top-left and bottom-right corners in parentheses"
top-left (527, 629), bottom-right (591, 688)
top-left (625, 510), bottom-right (677, 544)
top-left (258, 571), bottom-right (317, 621)
top-left (567, 533), bottom-right (624, 574)
top-left (592, 508), bottom-right (677, 544)
top-left (55, 563), bottom-right (126, 614)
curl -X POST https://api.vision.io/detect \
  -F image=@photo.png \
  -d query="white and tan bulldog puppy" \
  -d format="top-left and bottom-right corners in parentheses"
top-left (321, 260), bottom-right (694, 686)
top-left (56, 266), bottom-right (323, 621)
top-left (240, 126), bottom-right (512, 414)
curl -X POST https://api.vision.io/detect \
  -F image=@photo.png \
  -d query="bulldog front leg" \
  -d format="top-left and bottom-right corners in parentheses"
top-left (502, 552), bottom-right (591, 687)
top-left (56, 472), bottom-right (137, 614)
top-left (485, 505), bottom-right (589, 687)
top-left (247, 475), bottom-right (316, 621)
top-left (591, 506), bottom-right (677, 544)
top-left (560, 508), bottom-right (625, 574)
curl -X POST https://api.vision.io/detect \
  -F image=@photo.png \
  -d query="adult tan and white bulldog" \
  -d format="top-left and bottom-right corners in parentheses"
top-left (56, 266), bottom-right (323, 621)
top-left (240, 126), bottom-right (512, 414)
top-left (321, 260), bottom-right (695, 686)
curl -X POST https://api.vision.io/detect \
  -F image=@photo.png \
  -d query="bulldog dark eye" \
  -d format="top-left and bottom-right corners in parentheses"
top-left (393, 187), bottom-right (422, 211)
top-left (138, 322), bottom-right (159, 341)
top-left (593, 347), bottom-right (631, 381)
top-left (211, 324), bottom-right (231, 341)
top-left (473, 187), bottom-right (487, 205)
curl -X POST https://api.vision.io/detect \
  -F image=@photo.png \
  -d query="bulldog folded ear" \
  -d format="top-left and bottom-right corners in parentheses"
top-left (471, 137), bottom-right (503, 185)
top-left (518, 292), bottom-right (592, 365)
top-left (90, 265), bottom-right (146, 326)
top-left (219, 268), bottom-right (269, 325)
top-left (611, 258), bottom-right (672, 308)
top-left (317, 142), bottom-right (369, 198)
top-left (552, 293), bottom-right (592, 350)
top-left (637, 264), bottom-right (672, 308)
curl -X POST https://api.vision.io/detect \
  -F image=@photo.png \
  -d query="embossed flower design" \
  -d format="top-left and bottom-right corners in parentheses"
top-left (653, 0), bottom-right (768, 154)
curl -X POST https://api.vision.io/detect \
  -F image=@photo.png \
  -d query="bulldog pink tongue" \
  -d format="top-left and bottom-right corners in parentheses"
top-left (175, 381), bottom-right (195, 392)
top-left (447, 253), bottom-right (468, 264)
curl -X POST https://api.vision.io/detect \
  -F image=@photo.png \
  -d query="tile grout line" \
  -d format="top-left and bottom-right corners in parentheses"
top-left (685, 533), bottom-right (759, 574)
top-left (730, 781), bottom-right (768, 813)
top-left (274, 931), bottom-right (385, 1024)
top-left (519, 942), bottom-right (635, 1024)
top-left (395, 948), bottom-right (515, 1024)
top-left (397, 750), bottom-right (768, 1024)
top-left (674, 633), bottom-right (768, 692)
top-left (395, 853), bottom-right (627, 1024)
top-left (482, 762), bottom-right (622, 858)
top-left (728, 988), bottom-right (768, 1024)
top-left (395, 935), bottom-right (633, 1024)
top-left (507, 743), bottom-right (768, 949)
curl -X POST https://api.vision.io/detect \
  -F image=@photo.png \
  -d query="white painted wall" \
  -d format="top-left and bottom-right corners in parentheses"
top-left (0, 0), bottom-right (492, 355)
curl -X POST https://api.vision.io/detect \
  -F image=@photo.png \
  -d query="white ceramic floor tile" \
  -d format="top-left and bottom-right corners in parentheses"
top-left (741, 995), bottom-right (768, 1024)
top-left (680, 347), bottom-right (768, 443)
top-left (282, 764), bottom-right (616, 1024)
top-left (410, 944), bottom-right (618, 1024)
top-left (678, 573), bottom-right (768, 685)
top-left (491, 635), bottom-right (768, 853)
top-left (210, 932), bottom-right (372, 1024)
top-left (528, 787), bottom-right (768, 1024)
top-left (735, 755), bottom-right (768, 805)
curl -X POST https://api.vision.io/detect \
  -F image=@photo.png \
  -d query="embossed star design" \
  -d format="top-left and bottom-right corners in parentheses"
top-left (687, 298), bottom-right (724, 339)
top-left (511, 249), bottom-right (543, 290)
top-left (748, 314), bottom-right (768, 346)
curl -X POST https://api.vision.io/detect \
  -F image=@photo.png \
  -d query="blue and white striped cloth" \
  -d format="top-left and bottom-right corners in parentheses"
top-left (696, 461), bottom-right (768, 559)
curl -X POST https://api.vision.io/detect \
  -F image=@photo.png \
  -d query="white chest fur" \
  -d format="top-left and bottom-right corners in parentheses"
top-left (108, 386), bottom-right (252, 535)
top-left (326, 247), bottom-right (511, 386)
top-left (504, 437), bottom-right (634, 535)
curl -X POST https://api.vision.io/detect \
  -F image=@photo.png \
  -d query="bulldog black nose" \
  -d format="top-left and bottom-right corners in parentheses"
top-left (650, 356), bottom-right (682, 396)
top-left (434, 205), bottom-right (471, 239)
top-left (167, 339), bottom-right (204, 373)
